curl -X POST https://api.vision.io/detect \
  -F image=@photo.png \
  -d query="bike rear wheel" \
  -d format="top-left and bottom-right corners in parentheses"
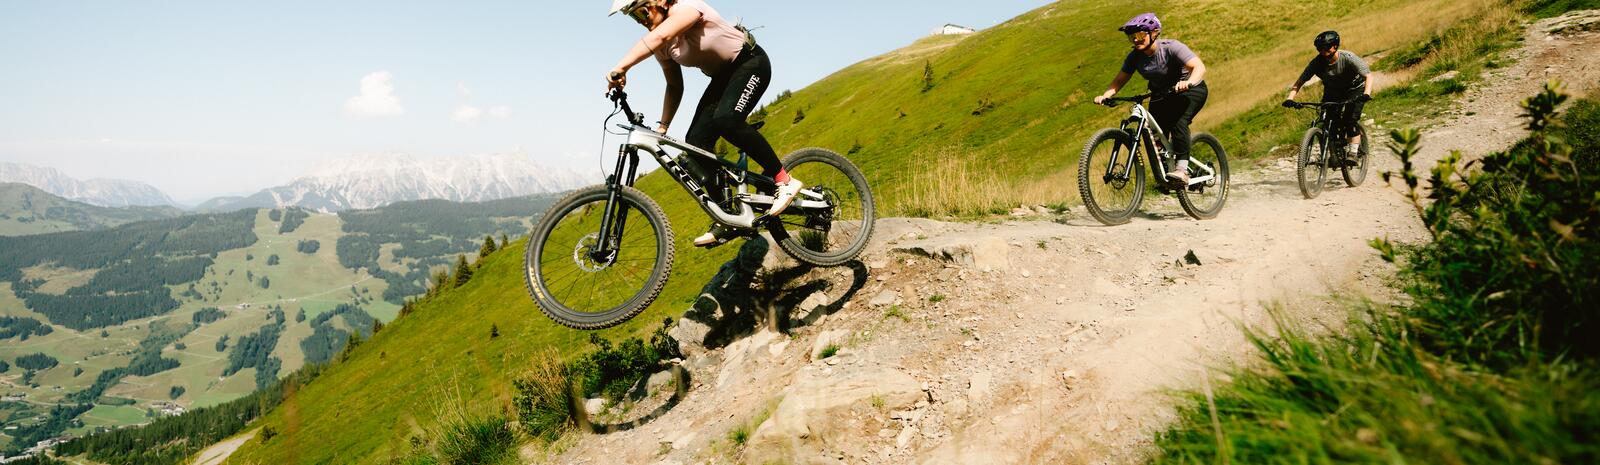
top-left (1078, 128), bottom-right (1146, 225)
top-left (1177, 133), bottom-right (1229, 220)
top-left (769, 148), bottom-right (875, 267)
top-left (1341, 125), bottom-right (1370, 187)
top-left (525, 185), bottom-right (674, 330)
top-left (1297, 127), bottom-right (1329, 199)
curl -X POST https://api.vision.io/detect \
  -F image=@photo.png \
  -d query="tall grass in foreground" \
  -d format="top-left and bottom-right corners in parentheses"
top-left (1151, 84), bottom-right (1600, 464)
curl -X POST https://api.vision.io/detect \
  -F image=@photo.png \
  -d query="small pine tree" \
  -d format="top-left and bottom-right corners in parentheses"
top-left (454, 254), bottom-right (473, 287)
top-left (793, 107), bottom-right (806, 124)
top-left (478, 235), bottom-right (498, 266)
top-left (499, 233), bottom-right (509, 250)
top-left (922, 60), bottom-right (936, 93)
top-left (490, 323), bottom-right (500, 339)
top-left (372, 320), bottom-right (384, 335)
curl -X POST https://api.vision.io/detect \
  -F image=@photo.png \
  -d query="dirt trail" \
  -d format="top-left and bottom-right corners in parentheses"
top-left (191, 428), bottom-right (257, 465)
top-left (546, 14), bottom-right (1600, 465)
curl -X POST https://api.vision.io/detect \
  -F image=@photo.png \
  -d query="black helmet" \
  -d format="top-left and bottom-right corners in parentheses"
top-left (1314, 30), bottom-right (1341, 50)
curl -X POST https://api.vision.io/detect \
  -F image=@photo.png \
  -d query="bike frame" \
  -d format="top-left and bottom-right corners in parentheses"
top-left (1299, 101), bottom-right (1358, 159)
top-left (589, 92), bottom-right (828, 260)
top-left (1101, 95), bottom-right (1219, 189)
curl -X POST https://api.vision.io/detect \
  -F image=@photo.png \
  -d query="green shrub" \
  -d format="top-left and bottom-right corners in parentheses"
top-left (512, 349), bottom-right (576, 443)
top-left (434, 414), bottom-right (517, 465)
top-left (1378, 83), bottom-right (1600, 367)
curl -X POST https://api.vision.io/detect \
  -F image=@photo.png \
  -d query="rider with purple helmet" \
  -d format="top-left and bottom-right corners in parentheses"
top-left (1092, 12), bottom-right (1210, 186)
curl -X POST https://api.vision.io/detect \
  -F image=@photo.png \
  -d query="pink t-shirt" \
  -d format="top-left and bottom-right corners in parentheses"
top-left (655, 0), bottom-right (746, 76)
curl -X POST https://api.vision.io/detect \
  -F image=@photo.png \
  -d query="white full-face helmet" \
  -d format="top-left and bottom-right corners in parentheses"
top-left (609, 0), bottom-right (648, 16)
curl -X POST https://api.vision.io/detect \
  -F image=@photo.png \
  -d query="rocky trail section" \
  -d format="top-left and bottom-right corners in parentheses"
top-left (542, 13), bottom-right (1600, 465)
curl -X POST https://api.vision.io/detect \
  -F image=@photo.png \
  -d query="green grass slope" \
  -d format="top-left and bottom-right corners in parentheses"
top-left (747, 0), bottom-right (1493, 216)
top-left (217, 1), bottom-right (1513, 462)
top-left (0, 182), bottom-right (182, 236)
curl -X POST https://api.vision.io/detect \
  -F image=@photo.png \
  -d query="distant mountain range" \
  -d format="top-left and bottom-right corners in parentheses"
top-left (196, 154), bottom-right (595, 212)
top-left (0, 183), bottom-right (184, 235)
top-left (0, 162), bottom-right (177, 207)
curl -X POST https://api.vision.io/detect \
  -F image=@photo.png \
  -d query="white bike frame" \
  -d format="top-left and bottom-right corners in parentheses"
top-left (1119, 101), bottom-right (1218, 187)
top-left (609, 96), bottom-right (829, 230)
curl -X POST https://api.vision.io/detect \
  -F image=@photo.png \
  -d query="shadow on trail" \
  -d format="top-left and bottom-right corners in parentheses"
top-left (580, 364), bottom-right (691, 434)
top-left (685, 236), bottom-right (871, 351)
top-left (581, 237), bottom-right (870, 434)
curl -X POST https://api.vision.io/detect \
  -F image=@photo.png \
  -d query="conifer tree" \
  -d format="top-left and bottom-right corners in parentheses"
top-left (454, 254), bottom-right (473, 287)
top-left (478, 235), bottom-right (497, 267)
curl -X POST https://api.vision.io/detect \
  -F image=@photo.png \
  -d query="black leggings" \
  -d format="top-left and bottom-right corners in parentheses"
top-left (684, 44), bottom-right (782, 177)
top-left (1150, 83), bottom-right (1208, 161)
top-left (1326, 99), bottom-right (1366, 139)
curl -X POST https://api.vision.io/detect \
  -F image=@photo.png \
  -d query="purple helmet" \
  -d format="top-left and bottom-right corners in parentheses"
top-left (1118, 13), bottom-right (1161, 33)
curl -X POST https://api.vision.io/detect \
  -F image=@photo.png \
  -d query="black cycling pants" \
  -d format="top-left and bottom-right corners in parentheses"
top-left (1325, 99), bottom-right (1366, 139)
top-left (1150, 83), bottom-right (1208, 161)
top-left (684, 44), bottom-right (782, 177)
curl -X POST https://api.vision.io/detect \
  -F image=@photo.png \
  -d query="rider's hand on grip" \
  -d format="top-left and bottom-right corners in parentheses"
top-left (1356, 94), bottom-right (1372, 103)
top-left (1282, 100), bottom-right (1301, 109)
top-left (606, 70), bottom-right (627, 92)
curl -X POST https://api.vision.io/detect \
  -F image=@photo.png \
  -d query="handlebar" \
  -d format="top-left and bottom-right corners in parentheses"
top-left (1100, 90), bottom-right (1178, 107)
top-left (1287, 96), bottom-right (1369, 109)
top-left (608, 90), bottom-right (646, 126)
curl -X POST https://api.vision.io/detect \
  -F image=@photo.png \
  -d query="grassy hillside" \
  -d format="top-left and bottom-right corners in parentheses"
top-left (213, 0), bottom-right (1516, 462)
top-left (0, 183), bottom-right (182, 236)
top-left (746, 0), bottom-right (1493, 216)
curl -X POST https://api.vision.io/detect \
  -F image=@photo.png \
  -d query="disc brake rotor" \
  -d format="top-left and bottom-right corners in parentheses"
top-left (573, 233), bottom-right (613, 272)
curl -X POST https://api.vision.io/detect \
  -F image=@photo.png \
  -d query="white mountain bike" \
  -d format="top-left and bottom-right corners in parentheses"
top-left (524, 90), bottom-right (875, 330)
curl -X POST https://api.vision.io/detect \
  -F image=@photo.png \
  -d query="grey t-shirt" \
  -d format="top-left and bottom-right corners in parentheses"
top-left (1121, 39), bottom-right (1198, 92)
top-left (1298, 50), bottom-right (1370, 101)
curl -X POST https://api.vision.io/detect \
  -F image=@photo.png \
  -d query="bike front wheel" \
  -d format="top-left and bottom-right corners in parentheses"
top-left (1177, 133), bottom-right (1230, 220)
top-left (524, 185), bottom-right (674, 330)
top-left (1297, 127), bottom-right (1329, 199)
top-left (1341, 125), bottom-right (1370, 187)
top-left (1078, 128), bottom-right (1146, 225)
top-left (769, 148), bottom-right (876, 267)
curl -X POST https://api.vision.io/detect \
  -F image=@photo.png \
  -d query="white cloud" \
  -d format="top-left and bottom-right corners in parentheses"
top-left (456, 82), bottom-right (473, 99)
top-left (488, 106), bottom-right (511, 119)
top-left (344, 71), bottom-right (404, 118)
top-left (452, 105), bottom-right (484, 122)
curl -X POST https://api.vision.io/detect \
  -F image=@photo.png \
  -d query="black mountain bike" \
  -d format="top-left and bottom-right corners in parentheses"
top-left (1079, 92), bottom-right (1230, 225)
top-left (523, 91), bottom-right (875, 330)
top-left (1288, 99), bottom-right (1370, 199)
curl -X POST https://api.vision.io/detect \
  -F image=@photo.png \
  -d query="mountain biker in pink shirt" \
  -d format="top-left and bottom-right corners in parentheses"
top-left (1092, 13), bottom-right (1210, 186)
top-left (605, 0), bottom-right (802, 248)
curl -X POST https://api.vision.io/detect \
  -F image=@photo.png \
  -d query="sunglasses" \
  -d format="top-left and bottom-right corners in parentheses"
top-left (626, 6), bottom-right (651, 25)
top-left (1125, 31), bottom-right (1150, 42)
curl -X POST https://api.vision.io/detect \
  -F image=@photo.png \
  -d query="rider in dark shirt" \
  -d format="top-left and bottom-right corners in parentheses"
top-left (1284, 31), bottom-right (1373, 158)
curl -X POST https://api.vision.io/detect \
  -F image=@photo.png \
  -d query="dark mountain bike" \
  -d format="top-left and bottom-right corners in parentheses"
top-left (1287, 99), bottom-right (1370, 199)
top-left (1079, 92), bottom-right (1230, 225)
top-left (524, 90), bottom-right (875, 330)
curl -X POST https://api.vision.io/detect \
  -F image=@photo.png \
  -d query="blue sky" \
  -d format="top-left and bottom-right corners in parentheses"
top-left (0, 1), bottom-right (1048, 203)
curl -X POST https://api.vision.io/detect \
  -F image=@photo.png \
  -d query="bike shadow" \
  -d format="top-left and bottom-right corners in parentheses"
top-left (581, 237), bottom-right (870, 434)
top-left (684, 236), bottom-right (871, 352)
